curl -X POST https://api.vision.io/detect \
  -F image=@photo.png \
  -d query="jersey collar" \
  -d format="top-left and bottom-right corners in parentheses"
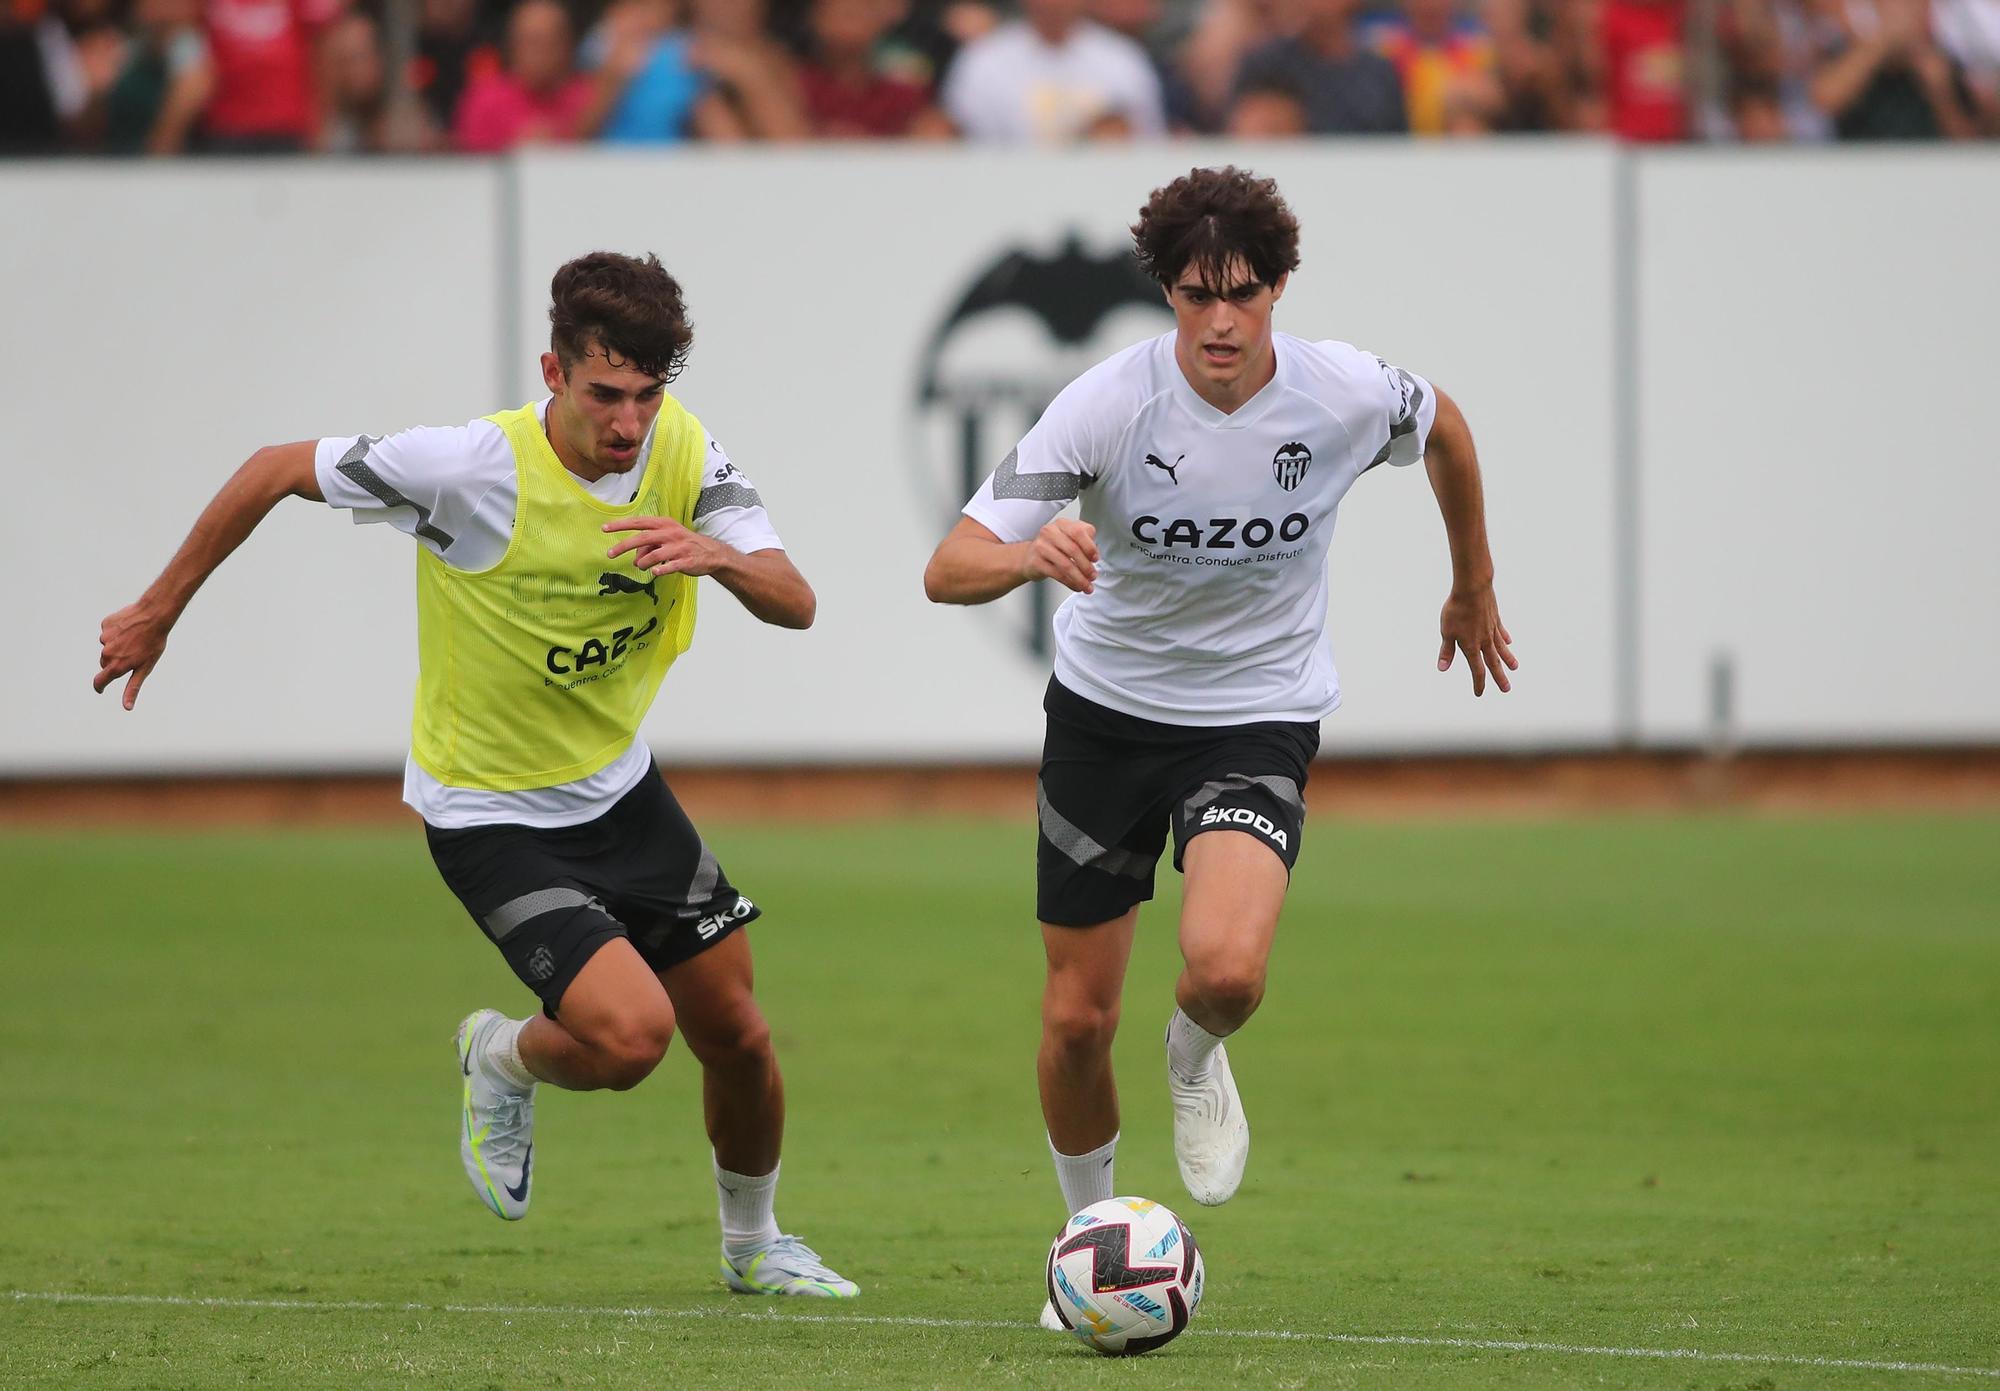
top-left (1165, 333), bottom-right (1290, 431)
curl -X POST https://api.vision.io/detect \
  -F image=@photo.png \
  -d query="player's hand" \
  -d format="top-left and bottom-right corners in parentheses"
top-left (1437, 584), bottom-right (1516, 696)
top-left (1023, 519), bottom-right (1098, 595)
top-left (95, 597), bottom-right (174, 709)
top-left (604, 515), bottom-right (735, 578)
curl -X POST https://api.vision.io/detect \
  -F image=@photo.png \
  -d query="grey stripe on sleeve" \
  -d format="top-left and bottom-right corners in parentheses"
top-left (991, 447), bottom-right (1081, 502)
top-left (334, 436), bottom-right (457, 550)
top-left (693, 481), bottom-right (765, 520)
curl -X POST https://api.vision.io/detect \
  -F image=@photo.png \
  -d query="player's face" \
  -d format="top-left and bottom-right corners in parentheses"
top-left (541, 344), bottom-right (668, 474)
top-left (1167, 259), bottom-right (1287, 397)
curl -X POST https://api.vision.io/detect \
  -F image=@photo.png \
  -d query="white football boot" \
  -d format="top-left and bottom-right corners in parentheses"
top-left (721, 1234), bottom-right (860, 1298)
top-left (1039, 1299), bottom-right (1067, 1330)
top-left (455, 1009), bottom-right (537, 1221)
top-left (1168, 1035), bottom-right (1249, 1206)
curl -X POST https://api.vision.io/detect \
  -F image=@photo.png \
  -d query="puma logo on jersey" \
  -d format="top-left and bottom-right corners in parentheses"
top-left (598, 571), bottom-right (659, 604)
top-left (1144, 453), bottom-right (1184, 485)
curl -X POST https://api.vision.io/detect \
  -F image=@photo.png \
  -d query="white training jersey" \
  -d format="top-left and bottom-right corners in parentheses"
top-left (315, 398), bottom-right (783, 829)
top-left (962, 332), bottom-right (1435, 726)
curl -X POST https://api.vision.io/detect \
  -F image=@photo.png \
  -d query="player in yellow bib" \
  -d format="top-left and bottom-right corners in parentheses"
top-left (94, 252), bottom-right (858, 1299)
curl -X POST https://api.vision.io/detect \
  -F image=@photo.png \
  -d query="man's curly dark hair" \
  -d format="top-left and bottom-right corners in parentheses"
top-left (549, 251), bottom-right (694, 383)
top-left (1130, 166), bottom-right (1302, 293)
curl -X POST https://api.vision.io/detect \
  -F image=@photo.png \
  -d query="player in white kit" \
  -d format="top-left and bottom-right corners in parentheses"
top-left (923, 167), bottom-right (1515, 1321)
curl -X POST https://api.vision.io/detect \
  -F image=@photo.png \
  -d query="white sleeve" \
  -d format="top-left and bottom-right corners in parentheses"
top-left (314, 424), bottom-right (496, 558)
top-left (691, 434), bottom-right (784, 553)
top-left (961, 374), bottom-right (1107, 543)
top-left (1360, 351), bottom-right (1438, 470)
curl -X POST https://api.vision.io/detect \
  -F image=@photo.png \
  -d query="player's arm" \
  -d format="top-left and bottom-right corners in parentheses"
top-left (94, 441), bottom-right (322, 709)
top-left (602, 519), bottom-right (815, 629)
top-left (923, 516), bottom-right (1099, 605)
top-left (1423, 387), bottom-right (1517, 697)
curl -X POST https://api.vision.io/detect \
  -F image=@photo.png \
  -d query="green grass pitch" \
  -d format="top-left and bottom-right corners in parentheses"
top-left (2, 813), bottom-right (1996, 1388)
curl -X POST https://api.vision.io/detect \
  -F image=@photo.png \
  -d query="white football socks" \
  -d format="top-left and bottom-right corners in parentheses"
top-left (716, 1158), bottom-right (783, 1257)
top-left (1166, 1008), bottom-right (1225, 1084)
top-left (480, 1015), bottom-right (538, 1092)
top-left (1049, 1132), bottom-right (1118, 1216)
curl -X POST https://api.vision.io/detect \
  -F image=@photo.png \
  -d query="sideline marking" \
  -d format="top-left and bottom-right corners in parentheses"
top-left (10, 1290), bottom-right (1997, 1380)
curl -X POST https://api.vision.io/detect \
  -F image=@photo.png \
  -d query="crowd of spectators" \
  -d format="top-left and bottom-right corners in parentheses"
top-left (3, 0), bottom-right (1995, 152)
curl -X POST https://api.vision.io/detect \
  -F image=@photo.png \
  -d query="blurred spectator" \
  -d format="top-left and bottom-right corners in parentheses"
top-left (1, 3), bottom-right (91, 151)
top-left (878, 0), bottom-right (999, 90)
top-left (683, 0), bottom-right (811, 138)
top-left (1233, 0), bottom-right (1409, 132)
top-left (102, 0), bottom-right (212, 153)
top-left (1810, 0), bottom-right (1977, 136)
top-left (1719, 0), bottom-right (1831, 138)
top-left (412, 0), bottom-right (501, 132)
top-left (1090, 0), bottom-right (1209, 128)
top-left (1551, 0), bottom-right (1608, 127)
top-left (1180, 0), bottom-right (1299, 127)
top-left (1224, 70), bottom-right (1309, 128)
top-left (204, 0), bottom-right (343, 152)
top-left (1484, 0), bottom-right (1570, 128)
top-left (939, 0), bottom-right (1168, 140)
top-left (1369, 0), bottom-right (1499, 132)
top-left (318, 9), bottom-right (433, 149)
top-left (1600, 0), bottom-right (1687, 138)
top-left (453, 0), bottom-right (594, 150)
top-left (798, 0), bottom-right (954, 136)
top-left (1932, 0), bottom-right (2000, 127)
top-left (583, 0), bottom-right (707, 142)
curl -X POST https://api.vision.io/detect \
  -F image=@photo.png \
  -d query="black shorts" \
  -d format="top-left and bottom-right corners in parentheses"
top-left (426, 763), bottom-right (759, 1015)
top-left (1037, 678), bottom-right (1318, 928)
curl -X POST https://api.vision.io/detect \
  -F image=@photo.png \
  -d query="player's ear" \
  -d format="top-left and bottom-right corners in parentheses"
top-left (1269, 272), bottom-right (1288, 304)
top-left (540, 352), bottom-right (566, 395)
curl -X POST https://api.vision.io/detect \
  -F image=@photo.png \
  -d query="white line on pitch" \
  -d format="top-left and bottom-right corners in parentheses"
top-left (9, 1290), bottom-right (1997, 1380)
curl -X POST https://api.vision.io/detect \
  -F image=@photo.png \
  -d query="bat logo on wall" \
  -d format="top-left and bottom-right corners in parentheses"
top-left (911, 235), bottom-right (1172, 661)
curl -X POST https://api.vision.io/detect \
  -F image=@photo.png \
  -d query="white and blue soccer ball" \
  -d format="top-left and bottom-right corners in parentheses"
top-left (1045, 1196), bottom-right (1204, 1356)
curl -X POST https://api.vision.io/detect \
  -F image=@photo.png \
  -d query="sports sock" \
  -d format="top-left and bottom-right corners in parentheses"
top-left (479, 1016), bottom-right (538, 1092)
top-left (716, 1158), bottom-right (783, 1257)
top-left (1049, 1132), bottom-right (1118, 1217)
top-left (1166, 1008), bottom-right (1225, 1084)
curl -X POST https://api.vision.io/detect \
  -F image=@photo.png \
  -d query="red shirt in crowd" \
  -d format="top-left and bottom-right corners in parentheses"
top-left (1602, 0), bottom-right (1688, 141)
top-left (451, 69), bottom-right (593, 152)
top-left (205, 0), bottom-right (339, 143)
top-left (798, 66), bottom-right (931, 138)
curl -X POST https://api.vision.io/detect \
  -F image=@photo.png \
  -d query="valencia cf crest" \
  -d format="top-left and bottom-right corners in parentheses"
top-left (1273, 442), bottom-right (1312, 491)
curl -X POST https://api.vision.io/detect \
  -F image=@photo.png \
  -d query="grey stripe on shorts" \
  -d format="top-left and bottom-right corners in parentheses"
top-left (484, 887), bottom-right (613, 942)
top-left (1038, 780), bottom-right (1155, 879)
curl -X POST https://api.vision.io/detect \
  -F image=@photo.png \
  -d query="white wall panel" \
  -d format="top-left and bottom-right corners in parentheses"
top-left (1634, 150), bottom-right (2000, 744)
top-left (0, 162), bottom-right (502, 773)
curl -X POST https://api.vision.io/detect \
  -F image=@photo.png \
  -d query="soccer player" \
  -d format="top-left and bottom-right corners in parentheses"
top-left (94, 252), bottom-right (858, 1299)
top-left (922, 167), bottom-right (1515, 1323)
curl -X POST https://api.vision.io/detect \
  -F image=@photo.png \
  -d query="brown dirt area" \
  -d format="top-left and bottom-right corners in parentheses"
top-left (4, 749), bottom-right (1997, 828)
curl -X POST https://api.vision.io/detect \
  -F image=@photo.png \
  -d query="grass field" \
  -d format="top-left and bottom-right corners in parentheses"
top-left (2, 813), bottom-right (1996, 1389)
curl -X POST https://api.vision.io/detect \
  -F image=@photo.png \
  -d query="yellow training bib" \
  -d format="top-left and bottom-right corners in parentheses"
top-left (410, 398), bottom-right (704, 790)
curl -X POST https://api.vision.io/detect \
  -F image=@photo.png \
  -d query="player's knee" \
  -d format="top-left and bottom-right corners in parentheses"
top-left (1188, 961), bottom-right (1266, 1026)
top-left (595, 1013), bottom-right (676, 1091)
top-left (1043, 995), bottom-right (1120, 1060)
top-left (695, 1009), bottom-right (772, 1074)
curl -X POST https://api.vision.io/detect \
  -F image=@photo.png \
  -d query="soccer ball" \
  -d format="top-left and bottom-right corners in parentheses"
top-left (1045, 1196), bottom-right (1204, 1356)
